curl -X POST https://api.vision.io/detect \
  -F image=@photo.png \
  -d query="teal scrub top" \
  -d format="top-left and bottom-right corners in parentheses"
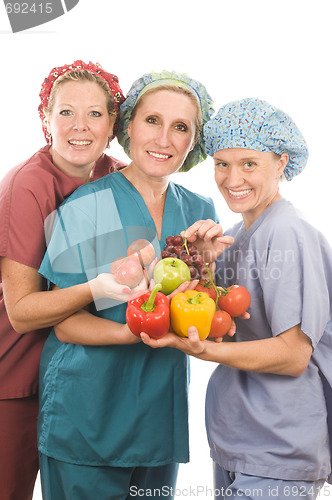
top-left (38, 171), bottom-right (218, 467)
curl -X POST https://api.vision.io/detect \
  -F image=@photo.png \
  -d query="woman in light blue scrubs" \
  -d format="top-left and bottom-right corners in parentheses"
top-left (143, 98), bottom-right (332, 499)
top-left (37, 71), bottom-right (233, 500)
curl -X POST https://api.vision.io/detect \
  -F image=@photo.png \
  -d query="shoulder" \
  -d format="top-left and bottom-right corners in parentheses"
top-left (249, 200), bottom-right (332, 265)
top-left (263, 199), bottom-right (323, 243)
top-left (58, 172), bottom-right (117, 214)
top-left (105, 154), bottom-right (127, 170)
top-left (0, 147), bottom-right (59, 211)
top-left (0, 147), bottom-right (52, 189)
top-left (92, 154), bottom-right (127, 180)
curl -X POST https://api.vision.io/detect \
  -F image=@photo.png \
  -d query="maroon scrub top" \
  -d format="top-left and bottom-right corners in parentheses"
top-left (0, 146), bottom-right (125, 399)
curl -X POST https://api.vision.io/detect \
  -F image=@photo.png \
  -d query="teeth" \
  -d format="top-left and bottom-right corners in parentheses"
top-left (228, 188), bottom-right (252, 197)
top-left (69, 140), bottom-right (92, 146)
top-left (148, 151), bottom-right (171, 159)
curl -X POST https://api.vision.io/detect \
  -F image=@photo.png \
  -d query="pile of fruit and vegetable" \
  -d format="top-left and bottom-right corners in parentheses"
top-left (110, 235), bottom-right (251, 340)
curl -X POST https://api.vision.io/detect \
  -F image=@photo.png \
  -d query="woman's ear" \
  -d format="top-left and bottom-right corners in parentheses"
top-left (127, 121), bottom-right (132, 138)
top-left (278, 152), bottom-right (289, 176)
top-left (44, 115), bottom-right (51, 135)
top-left (108, 114), bottom-right (116, 137)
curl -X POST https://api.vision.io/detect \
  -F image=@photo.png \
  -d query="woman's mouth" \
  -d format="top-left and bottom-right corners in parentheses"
top-left (68, 140), bottom-right (92, 146)
top-left (147, 151), bottom-right (172, 160)
top-left (227, 188), bottom-right (252, 199)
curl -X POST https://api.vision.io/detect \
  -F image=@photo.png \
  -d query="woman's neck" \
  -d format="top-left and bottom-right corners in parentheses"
top-left (50, 147), bottom-right (93, 183)
top-left (121, 163), bottom-right (169, 202)
top-left (121, 163), bottom-right (169, 239)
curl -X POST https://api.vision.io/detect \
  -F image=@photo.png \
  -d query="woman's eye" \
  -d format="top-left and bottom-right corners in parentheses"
top-left (59, 109), bottom-right (72, 116)
top-left (245, 162), bottom-right (255, 169)
top-left (146, 117), bottom-right (158, 124)
top-left (176, 123), bottom-right (188, 132)
top-left (215, 161), bottom-right (227, 168)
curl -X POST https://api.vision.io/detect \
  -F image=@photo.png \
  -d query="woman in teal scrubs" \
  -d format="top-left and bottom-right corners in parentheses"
top-left (38, 71), bottom-right (233, 500)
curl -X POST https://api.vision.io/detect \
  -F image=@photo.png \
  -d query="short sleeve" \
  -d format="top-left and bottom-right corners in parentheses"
top-left (261, 222), bottom-right (330, 347)
top-left (40, 186), bottom-right (124, 290)
top-left (0, 170), bottom-right (46, 270)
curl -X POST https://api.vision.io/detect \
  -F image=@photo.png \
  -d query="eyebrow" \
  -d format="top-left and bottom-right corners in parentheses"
top-left (57, 103), bottom-right (104, 108)
top-left (143, 110), bottom-right (193, 122)
top-left (214, 155), bottom-right (260, 161)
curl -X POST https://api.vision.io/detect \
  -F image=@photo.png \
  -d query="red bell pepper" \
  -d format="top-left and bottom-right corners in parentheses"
top-left (126, 284), bottom-right (170, 339)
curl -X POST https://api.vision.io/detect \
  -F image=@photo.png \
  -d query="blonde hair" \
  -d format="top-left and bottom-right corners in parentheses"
top-left (130, 85), bottom-right (202, 144)
top-left (44, 70), bottom-right (116, 117)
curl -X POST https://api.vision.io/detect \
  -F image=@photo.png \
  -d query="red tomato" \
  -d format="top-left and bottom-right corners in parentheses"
top-left (195, 280), bottom-right (217, 301)
top-left (217, 285), bottom-right (251, 317)
top-left (209, 310), bottom-right (232, 338)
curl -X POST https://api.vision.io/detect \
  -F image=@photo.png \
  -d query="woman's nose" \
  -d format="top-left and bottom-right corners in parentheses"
top-left (73, 114), bottom-right (88, 131)
top-left (155, 126), bottom-right (170, 147)
top-left (227, 167), bottom-right (244, 187)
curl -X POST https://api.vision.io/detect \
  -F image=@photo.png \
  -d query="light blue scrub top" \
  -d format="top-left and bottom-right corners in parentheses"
top-left (206, 199), bottom-right (332, 482)
top-left (38, 171), bottom-right (218, 467)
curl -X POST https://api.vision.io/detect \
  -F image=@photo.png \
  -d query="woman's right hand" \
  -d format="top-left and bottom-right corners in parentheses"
top-left (90, 256), bottom-right (159, 302)
top-left (89, 273), bottom-right (133, 301)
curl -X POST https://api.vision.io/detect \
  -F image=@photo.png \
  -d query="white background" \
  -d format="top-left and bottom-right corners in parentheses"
top-left (1, 0), bottom-right (332, 498)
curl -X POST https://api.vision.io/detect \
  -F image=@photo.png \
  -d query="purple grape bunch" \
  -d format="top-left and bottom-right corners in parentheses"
top-left (161, 235), bottom-right (208, 280)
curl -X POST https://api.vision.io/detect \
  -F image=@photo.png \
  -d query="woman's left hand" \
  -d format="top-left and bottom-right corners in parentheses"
top-left (181, 219), bottom-right (234, 263)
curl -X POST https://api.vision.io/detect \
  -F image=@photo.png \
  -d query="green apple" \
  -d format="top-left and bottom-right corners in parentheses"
top-left (153, 257), bottom-right (191, 295)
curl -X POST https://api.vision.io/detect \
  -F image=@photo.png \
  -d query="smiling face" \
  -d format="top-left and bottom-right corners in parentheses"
top-left (214, 148), bottom-right (288, 228)
top-left (127, 89), bottom-right (197, 180)
top-left (45, 80), bottom-right (115, 179)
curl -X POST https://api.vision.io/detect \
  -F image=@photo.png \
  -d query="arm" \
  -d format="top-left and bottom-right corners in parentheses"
top-left (141, 324), bottom-right (313, 377)
top-left (54, 308), bottom-right (139, 345)
top-left (54, 279), bottom-right (198, 345)
top-left (1, 257), bottom-right (132, 334)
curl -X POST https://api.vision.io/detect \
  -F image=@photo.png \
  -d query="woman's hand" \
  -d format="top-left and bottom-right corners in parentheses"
top-left (181, 220), bottom-right (234, 263)
top-left (89, 257), bottom-right (159, 302)
top-left (165, 279), bottom-right (199, 301)
top-left (89, 273), bottom-right (133, 302)
top-left (141, 326), bottom-right (207, 356)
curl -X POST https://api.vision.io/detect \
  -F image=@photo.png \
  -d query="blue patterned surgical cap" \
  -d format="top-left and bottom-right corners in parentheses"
top-left (203, 98), bottom-right (308, 180)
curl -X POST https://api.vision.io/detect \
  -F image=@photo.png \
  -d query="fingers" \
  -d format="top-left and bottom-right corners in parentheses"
top-left (147, 257), bottom-right (158, 279)
top-left (166, 280), bottom-right (198, 301)
top-left (140, 332), bottom-right (158, 347)
top-left (217, 235), bottom-right (234, 246)
top-left (140, 332), bottom-right (176, 348)
top-left (185, 279), bottom-right (199, 290)
top-left (148, 278), bottom-right (156, 291)
top-left (131, 274), bottom-right (149, 294)
top-left (227, 319), bottom-right (237, 337)
top-left (129, 289), bottom-right (149, 300)
top-left (187, 326), bottom-right (200, 340)
top-left (141, 327), bottom-right (206, 356)
top-left (182, 220), bottom-right (224, 243)
top-left (186, 327), bottom-right (206, 354)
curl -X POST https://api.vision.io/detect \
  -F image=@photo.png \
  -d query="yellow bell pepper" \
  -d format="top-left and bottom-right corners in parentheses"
top-left (170, 290), bottom-right (216, 340)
